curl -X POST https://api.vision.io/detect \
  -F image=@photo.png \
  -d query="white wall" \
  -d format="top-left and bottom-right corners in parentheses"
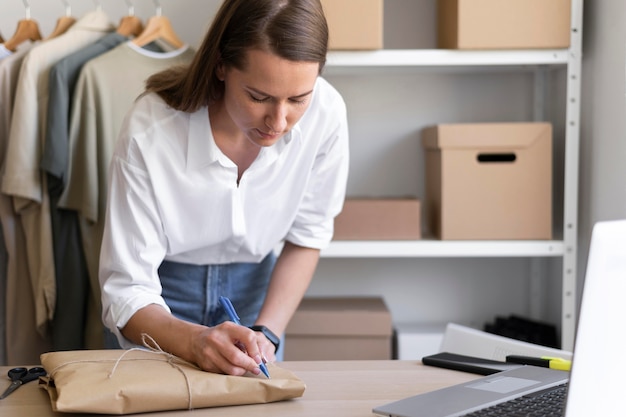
top-left (1, 0), bottom-right (621, 346)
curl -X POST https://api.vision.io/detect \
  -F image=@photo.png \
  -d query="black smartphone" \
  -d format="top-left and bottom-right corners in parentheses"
top-left (421, 352), bottom-right (524, 375)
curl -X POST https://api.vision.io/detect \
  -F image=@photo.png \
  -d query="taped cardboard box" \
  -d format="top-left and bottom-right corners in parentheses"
top-left (284, 297), bottom-right (393, 360)
top-left (422, 122), bottom-right (552, 240)
top-left (334, 198), bottom-right (421, 240)
top-left (321, 0), bottom-right (383, 50)
top-left (437, 0), bottom-right (571, 49)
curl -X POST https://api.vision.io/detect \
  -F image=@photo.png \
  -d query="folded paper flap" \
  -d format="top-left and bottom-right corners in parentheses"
top-left (40, 349), bottom-right (305, 414)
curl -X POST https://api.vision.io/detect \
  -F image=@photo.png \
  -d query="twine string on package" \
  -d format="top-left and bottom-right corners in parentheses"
top-left (105, 334), bottom-right (196, 409)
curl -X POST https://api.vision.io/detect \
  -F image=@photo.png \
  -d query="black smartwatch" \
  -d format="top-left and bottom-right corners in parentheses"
top-left (249, 325), bottom-right (280, 352)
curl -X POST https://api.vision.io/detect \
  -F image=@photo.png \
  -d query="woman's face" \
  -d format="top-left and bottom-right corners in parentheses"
top-left (217, 48), bottom-right (320, 147)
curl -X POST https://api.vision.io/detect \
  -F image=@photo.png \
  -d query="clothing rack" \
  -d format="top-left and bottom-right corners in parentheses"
top-left (0, 4), bottom-right (192, 365)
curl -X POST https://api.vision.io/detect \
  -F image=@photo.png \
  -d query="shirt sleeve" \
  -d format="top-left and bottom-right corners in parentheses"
top-left (285, 84), bottom-right (350, 249)
top-left (99, 129), bottom-right (170, 348)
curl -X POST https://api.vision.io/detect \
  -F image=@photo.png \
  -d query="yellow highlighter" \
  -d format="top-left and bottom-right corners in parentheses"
top-left (505, 355), bottom-right (572, 371)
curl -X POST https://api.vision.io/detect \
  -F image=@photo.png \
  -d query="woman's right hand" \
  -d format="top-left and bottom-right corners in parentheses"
top-left (189, 321), bottom-right (266, 376)
top-left (121, 305), bottom-right (266, 377)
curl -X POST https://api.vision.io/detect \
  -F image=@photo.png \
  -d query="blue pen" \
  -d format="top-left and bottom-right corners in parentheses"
top-left (219, 296), bottom-right (271, 379)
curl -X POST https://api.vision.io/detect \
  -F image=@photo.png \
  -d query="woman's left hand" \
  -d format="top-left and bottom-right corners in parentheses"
top-left (252, 330), bottom-right (277, 363)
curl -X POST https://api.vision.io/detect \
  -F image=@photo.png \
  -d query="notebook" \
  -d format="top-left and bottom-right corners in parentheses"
top-left (373, 219), bottom-right (626, 417)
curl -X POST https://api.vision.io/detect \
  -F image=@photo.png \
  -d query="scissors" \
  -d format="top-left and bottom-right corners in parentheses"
top-left (0, 366), bottom-right (47, 399)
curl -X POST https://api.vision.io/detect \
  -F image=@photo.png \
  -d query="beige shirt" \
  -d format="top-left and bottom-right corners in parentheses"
top-left (0, 42), bottom-right (51, 365)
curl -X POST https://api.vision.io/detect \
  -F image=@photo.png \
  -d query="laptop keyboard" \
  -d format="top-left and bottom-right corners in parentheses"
top-left (463, 383), bottom-right (568, 417)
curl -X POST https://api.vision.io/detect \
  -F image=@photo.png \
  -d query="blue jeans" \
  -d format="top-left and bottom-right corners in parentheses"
top-left (158, 252), bottom-right (283, 360)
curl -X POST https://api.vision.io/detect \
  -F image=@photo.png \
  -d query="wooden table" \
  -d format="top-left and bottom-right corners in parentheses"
top-left (0, 360), bottom-right (480, 416)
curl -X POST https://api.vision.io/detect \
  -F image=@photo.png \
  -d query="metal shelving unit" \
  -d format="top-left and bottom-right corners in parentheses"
top-left (320, 0), bottom-right (583, 351)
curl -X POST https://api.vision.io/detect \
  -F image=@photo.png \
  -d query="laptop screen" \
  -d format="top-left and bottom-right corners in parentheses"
top-left (564, 219), bottom-right (626, 416)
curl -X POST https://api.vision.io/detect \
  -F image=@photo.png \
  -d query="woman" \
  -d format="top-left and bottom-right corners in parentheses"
top-left (98, 0), bottom-right (349, 377)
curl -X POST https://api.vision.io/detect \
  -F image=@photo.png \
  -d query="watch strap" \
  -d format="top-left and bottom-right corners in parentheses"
top-left (249, 325), bottom-right (280, 351)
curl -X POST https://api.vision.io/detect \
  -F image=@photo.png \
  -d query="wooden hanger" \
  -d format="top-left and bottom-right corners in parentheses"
top-left (46, 15), bottom-right (76, 40)
top-left (116, 1), bottom-right (143, 38)
top-left (4, 1), bottom-right (42, 52)
top-left (0, 33), bottom-right (4, 43)
top-left (132, 1), bottom-right (184, 49)
top-left (46, 1), bottom-right (76, 40)
top-left (117, 15), bottom-right (143, 38)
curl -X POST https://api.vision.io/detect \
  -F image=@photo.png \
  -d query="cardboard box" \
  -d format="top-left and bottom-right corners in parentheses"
top-left (422, 123), bottom-right (552, 240)
top-left (284, 297), bottom-right (393, 360)
top-left (437, 0), bottom-right (571, 49)
top-left (321, 0), bottom-right (383, 50)
top-left (334, 198), bottom-right (421, 240)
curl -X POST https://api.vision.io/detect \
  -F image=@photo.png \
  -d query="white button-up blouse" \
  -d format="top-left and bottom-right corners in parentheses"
top-left (99, 76), bottom-right (349, 338)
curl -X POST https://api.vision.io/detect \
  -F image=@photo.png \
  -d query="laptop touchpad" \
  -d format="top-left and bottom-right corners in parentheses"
top-left (468, 376), bottom-right (539, 394)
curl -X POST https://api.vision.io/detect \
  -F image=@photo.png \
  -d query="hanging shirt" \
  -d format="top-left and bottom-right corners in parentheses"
top-left (0, 42), bottom-right (41, 365)
top-left (43, 32), bottom-right (130, 351)
top-left (100, 77), bottom-right (349, 345)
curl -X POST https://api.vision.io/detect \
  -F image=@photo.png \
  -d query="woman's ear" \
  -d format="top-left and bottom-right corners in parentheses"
top-left (216, 61), bottom-right (226, 81)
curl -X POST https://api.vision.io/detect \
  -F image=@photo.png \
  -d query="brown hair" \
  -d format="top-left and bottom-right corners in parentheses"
top-left (145, 0), bottom-right (328, 112)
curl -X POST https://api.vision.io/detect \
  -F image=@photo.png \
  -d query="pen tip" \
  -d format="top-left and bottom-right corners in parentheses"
top-left (259, 363), bottom-right (271, 379)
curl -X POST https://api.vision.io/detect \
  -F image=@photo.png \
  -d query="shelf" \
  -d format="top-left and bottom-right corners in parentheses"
top-left (321, 240), bottom-right (565, 258)
top-left (326, 49), bottom-right (568, 70)
top-left (319, 0), bottom-right (582, 351)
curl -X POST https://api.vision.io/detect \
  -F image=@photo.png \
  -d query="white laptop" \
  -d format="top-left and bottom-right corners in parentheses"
top-left (373, 219), bottom-right (626, 417)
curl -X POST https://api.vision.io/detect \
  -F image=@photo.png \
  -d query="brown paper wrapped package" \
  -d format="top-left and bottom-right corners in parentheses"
top-left (39, 348), bottom-right (306, 414)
